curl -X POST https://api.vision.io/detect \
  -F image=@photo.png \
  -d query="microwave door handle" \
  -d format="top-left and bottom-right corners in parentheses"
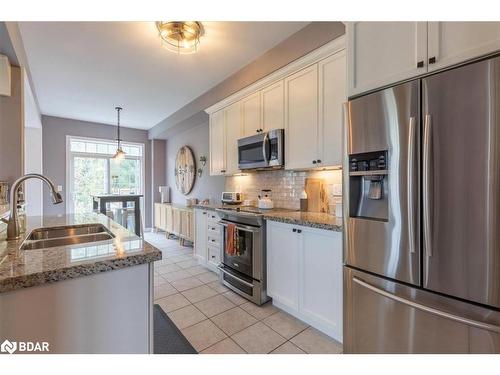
top-left (262, 132), bottom-right (270, 164)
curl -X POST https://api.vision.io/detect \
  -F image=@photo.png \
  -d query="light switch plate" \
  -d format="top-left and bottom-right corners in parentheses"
top-left (57, 185), bottom-right (63, 192)
top-left (333, 183), bottom-right (342, 196)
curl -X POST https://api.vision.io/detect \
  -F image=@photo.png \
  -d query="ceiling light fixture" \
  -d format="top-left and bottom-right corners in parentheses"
top-left (113, 106), bottom-right (126, 162)
top-left (156, 21), bottom-right (204, 54)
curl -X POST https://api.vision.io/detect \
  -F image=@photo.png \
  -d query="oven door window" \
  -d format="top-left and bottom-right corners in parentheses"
top-left (223, 225), bottom-right (253, 277)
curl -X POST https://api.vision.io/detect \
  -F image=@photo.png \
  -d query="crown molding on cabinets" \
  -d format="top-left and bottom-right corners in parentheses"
top-left (205, 36), bottom-right (345, 115)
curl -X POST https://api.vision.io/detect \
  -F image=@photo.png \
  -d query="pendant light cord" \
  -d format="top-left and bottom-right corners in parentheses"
top-left (116, 106), bottom-right (122, 148)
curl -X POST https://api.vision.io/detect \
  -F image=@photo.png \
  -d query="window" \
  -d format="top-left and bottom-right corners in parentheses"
top-left (67, 136), bottom-right (144, 215)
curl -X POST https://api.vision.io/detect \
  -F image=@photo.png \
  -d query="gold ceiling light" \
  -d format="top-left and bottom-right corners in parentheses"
top-left (156, 21), bottom-right (204, 54)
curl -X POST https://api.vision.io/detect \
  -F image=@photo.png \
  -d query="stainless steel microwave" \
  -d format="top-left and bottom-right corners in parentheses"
top-left (237, 129), bottom-right (284, 170)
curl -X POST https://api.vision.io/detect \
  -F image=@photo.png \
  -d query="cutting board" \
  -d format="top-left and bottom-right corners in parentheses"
top-left (305, 178), bottom-right (329, 213)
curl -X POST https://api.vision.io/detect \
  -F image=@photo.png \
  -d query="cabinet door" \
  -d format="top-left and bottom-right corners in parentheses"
top-left (209, 109), bottom-right (226, 176)
top-left (261, 81), bottom-right (284, 132)
top-left (241, 92), bottom-right (262, 136)
top-left (154, 203), bottom-right (161, 229)
top-left (300, 227), bottom-right (343, 341)
top-left (224, 101), bottom-right (242, 175)
top-left (266, 221), bottom-right (300, 310)
top-left (165, 205), bottom-right (173, 233)
top-left (194, 209), bottom-right (208, 260)
top-left (347, 22), bottom-right (427, 97)
top-left (318, 51), bottom-right (346, 167)
top-left (285, 64), bottom-right (319, 170)
top-left (159, 204), bottom-right (166, 230)
top-left (428, 22), bottom-right (500, 72)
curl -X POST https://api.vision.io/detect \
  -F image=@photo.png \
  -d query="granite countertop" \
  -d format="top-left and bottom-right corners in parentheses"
top-left (0, 213), bottom-right (161, 293)
top-left (263, 211), bottom-right (343, 232)
top-left (193, 203), bottom-right (234, 211)
top-left (194, 203), bottom-right (343, 232)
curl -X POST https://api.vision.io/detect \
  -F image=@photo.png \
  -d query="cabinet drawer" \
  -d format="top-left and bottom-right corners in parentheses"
top-left (207, 211), bottom-right (219, 222)
top-left (207, 223), bottom-right (220, 235)
top-left (208, 245), bottom-right (221, 266)
top-left (207, 233), bottom-right (221, 247)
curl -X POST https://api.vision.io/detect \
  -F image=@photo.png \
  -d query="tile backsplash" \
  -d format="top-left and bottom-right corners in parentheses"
top-left (225, 169), bottom-right (342, 212)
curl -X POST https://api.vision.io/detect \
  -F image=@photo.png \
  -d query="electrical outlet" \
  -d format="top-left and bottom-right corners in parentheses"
top-left (333, 183), bottom-right (342, 196)
top-left (57, 185), bottom-right (63, 192)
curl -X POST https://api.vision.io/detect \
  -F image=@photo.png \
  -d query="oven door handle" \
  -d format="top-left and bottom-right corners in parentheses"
top-left (219, 220), bottom-right (260, 233)
top-left (218, 265), bottom-right (255, 288)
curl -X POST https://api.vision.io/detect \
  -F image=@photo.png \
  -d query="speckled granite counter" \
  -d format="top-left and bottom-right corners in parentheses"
top-left (0, 213), bottom-right (161, 293)
top-left (193, 203), bottom-right (227, 211)
top-left (194, 203), bottom-right (343, 232)
top-left (263, 211), bottom-right (343, 232)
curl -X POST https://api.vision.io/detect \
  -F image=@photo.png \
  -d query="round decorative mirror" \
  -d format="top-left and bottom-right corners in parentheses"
top-left (175, 146), bottom-right (196, 195)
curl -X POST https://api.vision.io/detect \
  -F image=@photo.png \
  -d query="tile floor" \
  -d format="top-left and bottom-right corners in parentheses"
top-left (145, 231), bottom-right (343, 354)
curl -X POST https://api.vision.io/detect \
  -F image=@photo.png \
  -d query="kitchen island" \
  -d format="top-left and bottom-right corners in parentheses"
top-left (0, 213), bottom-right (161, 354)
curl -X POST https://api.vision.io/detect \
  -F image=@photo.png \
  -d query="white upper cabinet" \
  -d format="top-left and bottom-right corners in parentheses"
top-left (285, 64), bottom-right (319, 170)
top-left (427, 22), bottom-right (500, 72)
top-left (348, 21), bottom-right (500, 97)
top-left (260, 80), bottom-right (284, 132)
top-left (206, 36), bottom-right (346, 174)
top-left (209, 109), bottom-right (226, 176)
top-left (241, 92), bottom-right (262, 137)
top-left (224, 101), bottom-right (242, 175)
top-left (347, 22), bottom-right (427, 97)
top-left (318, 51), bottom-right (346, 167)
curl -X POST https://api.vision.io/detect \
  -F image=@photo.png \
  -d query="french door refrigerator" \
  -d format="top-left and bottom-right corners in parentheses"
top-left (343, 55), bottom-right (500, 353)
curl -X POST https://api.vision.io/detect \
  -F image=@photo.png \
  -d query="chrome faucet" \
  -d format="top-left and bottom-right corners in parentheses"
top-left (1, 174), bottom-right (63, 240)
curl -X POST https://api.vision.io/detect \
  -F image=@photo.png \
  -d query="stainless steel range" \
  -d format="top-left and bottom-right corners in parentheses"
top-left (216, 206), bottom-right (273, 305)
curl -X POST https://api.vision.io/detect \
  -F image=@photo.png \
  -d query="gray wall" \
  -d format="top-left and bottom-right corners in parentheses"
top-left (0, 66), bottom-right (23, 183)
top-left (166, 122), bottom-right (225, 204)
top-left (42, 115), bottom-right (158, 227)
top-left (151, 139), bottom-right (166, 204)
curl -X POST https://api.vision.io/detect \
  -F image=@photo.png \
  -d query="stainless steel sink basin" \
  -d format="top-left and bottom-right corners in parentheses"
top-left (20, 224), bottom-right (115, 250)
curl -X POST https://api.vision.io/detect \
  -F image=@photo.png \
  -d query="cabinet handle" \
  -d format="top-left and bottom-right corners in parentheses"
top-left (417, 61), bottom-right (424, 68)
top-left (297, 229), bottom-right (302, 234)
top-left (221, 169), bottom-right (226, 173)
top-left (317, 159), bottom-right (321, 164)
top-left (312, 160), bottom-right (317, 164)
top-left (429, 57), bottom-right (436, 64)
top-left (292, 228), bottom-right (297, 232)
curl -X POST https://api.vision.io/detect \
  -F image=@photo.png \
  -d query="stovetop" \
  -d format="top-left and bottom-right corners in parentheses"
top-left (216, 205), bottom-right (298, 219)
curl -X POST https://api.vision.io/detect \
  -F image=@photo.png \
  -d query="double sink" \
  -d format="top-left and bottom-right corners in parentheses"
top-left (20, 223), bottom-right (115, 250)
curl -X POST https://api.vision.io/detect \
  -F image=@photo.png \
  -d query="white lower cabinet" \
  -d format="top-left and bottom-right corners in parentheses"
top-left (267, 220), bottom-right (300, 310)
top-left (266, 220), bottom-right (343, 342)
top-left (194, 209), bottom-right (208, 261)
top-left (194, 208), bottom-right (221, 273)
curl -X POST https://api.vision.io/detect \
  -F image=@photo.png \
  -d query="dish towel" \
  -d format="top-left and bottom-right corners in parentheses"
top-left (225, 223), bottom-right (237, 256)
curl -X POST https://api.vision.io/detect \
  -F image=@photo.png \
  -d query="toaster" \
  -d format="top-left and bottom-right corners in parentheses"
top-left (221, 192), bottom-right (242, 204)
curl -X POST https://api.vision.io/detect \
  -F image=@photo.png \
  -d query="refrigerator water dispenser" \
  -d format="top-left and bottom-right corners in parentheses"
top-left (348, 151), bottom-right (388, 221)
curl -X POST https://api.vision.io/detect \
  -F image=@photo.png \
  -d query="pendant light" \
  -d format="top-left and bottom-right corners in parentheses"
top-left (113, 106), bottom-right (126, 161)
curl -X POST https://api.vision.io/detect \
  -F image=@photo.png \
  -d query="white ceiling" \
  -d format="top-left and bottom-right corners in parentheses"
top-left (19, 21), bottom-right (309, 130)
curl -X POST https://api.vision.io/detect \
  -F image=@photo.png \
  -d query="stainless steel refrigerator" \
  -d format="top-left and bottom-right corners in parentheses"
top-left (343, 55), bottom-right (500, 353)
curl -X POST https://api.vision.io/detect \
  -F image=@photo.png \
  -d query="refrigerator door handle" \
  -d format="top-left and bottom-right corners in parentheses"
top-left (352, 277), bottom-right (500, 333)
top-left (407, 116), bottom-right (416, 254)
top-left (423, 114), bottom-right (433, 257)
